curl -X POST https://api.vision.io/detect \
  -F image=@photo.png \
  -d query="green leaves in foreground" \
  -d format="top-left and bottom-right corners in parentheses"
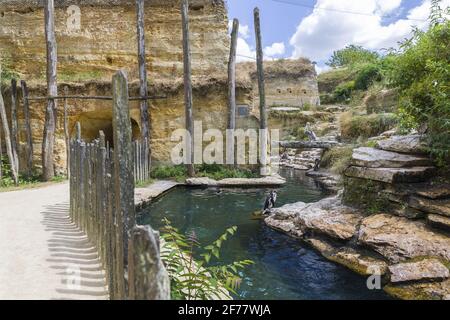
top-left (160, 219), bottom-right (253, 300)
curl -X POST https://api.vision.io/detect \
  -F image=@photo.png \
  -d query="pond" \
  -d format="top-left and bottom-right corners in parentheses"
top-left (138, 168), bottom-right (390, 300)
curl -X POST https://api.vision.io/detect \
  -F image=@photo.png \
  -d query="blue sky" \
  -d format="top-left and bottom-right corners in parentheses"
top-left (226, 0), bottom-right (445, 71)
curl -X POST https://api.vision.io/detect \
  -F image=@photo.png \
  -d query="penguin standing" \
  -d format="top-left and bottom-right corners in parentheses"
top-left (263, 190), bottom-right (278, 214)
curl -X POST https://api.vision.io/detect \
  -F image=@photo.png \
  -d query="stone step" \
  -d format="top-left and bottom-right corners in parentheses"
top-left (351, 147), bottom-right (432, 168)
top-left (409, 196), bottom-right (450, 217)
top-left (345, 166), bottom-right (436, 184)
top-left (388, 259), bottom-right (449, 283)
top-left (376, 135), bottom-right (428, 154)
top-left (427, 214), bottom-right (450, 232)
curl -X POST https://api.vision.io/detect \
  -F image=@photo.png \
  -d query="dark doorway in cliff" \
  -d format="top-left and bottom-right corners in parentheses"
top-left (75, 117), bottom-right (141, 148)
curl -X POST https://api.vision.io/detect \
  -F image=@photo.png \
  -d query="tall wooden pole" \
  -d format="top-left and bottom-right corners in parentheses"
top-left (0, 120), bottom-right (2, 181)
top-left (21, 80), bottom-right (33, 178)
top-left (136, 0), bottom-right (150, 142)
top-left (254, 7), bottom-right (269, 175)
top-left (181, 0), bottom-right (195, 177)
top-left (112, 70), bottom-right (135, 298)
top-left (64, 86), bottom-right (70, 177)
top-left (0, 81), bottom-right (19, 185)
top-left (42, 0), bottom-right (58, 181)
top-left (226, 19), bottom-right (239, 166)
top-left (10, 79), bottom-right (19, 172)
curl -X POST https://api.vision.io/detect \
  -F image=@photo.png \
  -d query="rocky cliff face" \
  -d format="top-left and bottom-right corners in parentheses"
top-left (0, 0), bottom-right (229, 84)
top-left (0, 0), bottom-right (235, 171)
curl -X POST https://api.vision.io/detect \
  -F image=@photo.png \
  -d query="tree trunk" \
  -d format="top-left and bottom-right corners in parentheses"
top-left (226, 19), bottom-right (239, 166)
top-left (64, 86), bottom-right (70, 177)
top-left (10, 79), bottom-right (19, 172)
top-left (254, 8), bottom-right (268, 175)
top-left (181, 0), bottom-right (195, 177)
top-left (0, 86), bottom-right (19, 185)
top-left (21, 80), bottom-right (33, 178)
top-left (42, 0), bottom-right (58, 181)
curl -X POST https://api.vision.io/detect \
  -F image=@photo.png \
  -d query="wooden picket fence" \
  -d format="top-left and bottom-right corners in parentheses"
top-left (133, 138), bottom-right (151, 184)
top-left (68, 71), bottom-right (169, 300)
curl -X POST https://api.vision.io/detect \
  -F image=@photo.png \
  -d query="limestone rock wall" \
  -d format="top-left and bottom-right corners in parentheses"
top-left (0, 0), bottom-right (229, 84)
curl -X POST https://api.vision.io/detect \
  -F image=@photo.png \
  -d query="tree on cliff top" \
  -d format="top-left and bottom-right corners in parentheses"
top-left (326, 45), bottom-right (379, 68)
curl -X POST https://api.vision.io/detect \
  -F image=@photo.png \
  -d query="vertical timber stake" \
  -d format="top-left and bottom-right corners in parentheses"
top-left (181, 0), bottom-right (195, 177)
top-left (64, 86), bottom-right (70, 177)
top-left (42, 0), bottom-right (58, 181)
top-left (227, 19), bottom-right (239, 166)
top-left (254, 7), bottom-right (269, 176)
top-left (21, 81), bottom-right (33, 178)
top-left (112, 70), bottom-right (135, 298)
top-left (0, 82), bottom-right (19, 185)
top-left (136, 0), bottom-right (150, 144)
top-left (10, 79), bottom-right (19, 172)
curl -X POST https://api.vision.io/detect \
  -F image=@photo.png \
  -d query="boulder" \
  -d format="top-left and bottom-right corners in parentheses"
top-left (376, 135), bottom-right (428, 155)
top-left (351, 147), bottom-right (432, 168)
top-left (345, 166), bottom-right (435, 184)
top-left (358, 214), bottom-right (450, 263)
top-left (409, 196), bottom-right (450, 217)
top-left (427, 214), bottom-right (450, 231)
top-left (265, 202), bottom-right (307, 238)
top-left (384, 279), bottom-right (450, 300)
top-left (388, 259), bottom-right (449, 283)
top-left (294, 196), bottom-right (363, 240)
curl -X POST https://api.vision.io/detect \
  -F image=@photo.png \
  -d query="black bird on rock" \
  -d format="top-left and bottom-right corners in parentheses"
top-left (263, 190), bottom-right (278, 214)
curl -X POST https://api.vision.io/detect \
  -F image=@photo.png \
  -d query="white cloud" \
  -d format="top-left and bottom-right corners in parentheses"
top-left (289, 0), bottom-right (448, 62)
top-left (264, 42), bottom-right (286, 57)
top-left (236, 37), bottom-right (256, 62)
top-left (228, 20), bottom-right (250, 39)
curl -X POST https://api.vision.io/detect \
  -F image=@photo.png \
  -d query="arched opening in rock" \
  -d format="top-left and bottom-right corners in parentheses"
top-left (73, 114), bottom-right (141, 148)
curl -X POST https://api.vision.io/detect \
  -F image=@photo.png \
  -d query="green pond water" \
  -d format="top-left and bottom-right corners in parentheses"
top-left (138, 168), bottom-right (390, 300)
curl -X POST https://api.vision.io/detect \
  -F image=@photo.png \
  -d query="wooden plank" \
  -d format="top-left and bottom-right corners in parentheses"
top-left (21, 81), bottom-right (33, 177)
top-left (254, 7), bottom-right (268, 175)
top-left (181, 0), bottom-right (195, 177)
top-left (64, 86), bottom-right (70, 177)
top-left (227, 19), bottom-right (239, 166)
top-left (0, 83), bottom-right (19, 185)
top-left (112, 70), bottom-right (135, 299)
top-left (42, 0), bottom-right (58, 181)
top-left (10, 79), bottom-right (19, 172)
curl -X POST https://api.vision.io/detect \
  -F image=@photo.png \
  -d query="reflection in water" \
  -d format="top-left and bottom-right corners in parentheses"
top-left (138, 168), bottom-right (390, 300)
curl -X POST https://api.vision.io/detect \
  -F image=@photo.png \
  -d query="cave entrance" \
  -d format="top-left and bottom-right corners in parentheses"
top-left (74, 116), bottom-right (141, 148)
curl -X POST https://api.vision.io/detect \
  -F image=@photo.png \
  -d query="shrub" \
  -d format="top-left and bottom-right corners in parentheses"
top-left (340, 112), bottom-right (398, 140)
top-left (161, 219), bottom-right (253, 300)
top-left (150, 165), bottom-right (187, 181)
top-left (333, 81), bottom-right (355, 102)
top-left (326, 45), bottom-right (379, 68)
top-left (354, 63), bottom-right (382, 90)
top-left (320, 146), bottom-right (354, 175)
top-left (388, 20), bottom-right (450, 164)
top-left (150, 164), bottom-right (258, 181)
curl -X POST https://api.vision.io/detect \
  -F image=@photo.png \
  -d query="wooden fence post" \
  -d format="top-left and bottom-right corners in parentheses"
top-left (128, 226), bottom-right (170, 300)
top-left (64, 86), bottom-right (70, 177)
top-left (181, 0), bottom-right (195, 177)
top-left (227, 19), bottom-right (239, 166)
top-left (112, 70), bottom-right (135, 298)
top-left (10, 79), bottom-right (19, 172)
top-left (21, 81), bottom-right (33, 177)
top-left (42, 0), bottom-right (58, 181)
top-left (136, 0), bottom-right (150, 146)
top-left (254, 7), bottom-right (269, 176)
top-left (0, 123), bottom-right (2, 181)
top-left (0, 84), bottom-right (19, 185)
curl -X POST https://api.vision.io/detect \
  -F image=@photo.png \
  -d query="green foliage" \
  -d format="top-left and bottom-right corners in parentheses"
top-left (160, 219), bottom-right (253, 300)
top-left (320, 146), bottom-right (354, 175)
top-left (0, 156), bottom-right (44, 189)
top-left (340, 112), bottom-right (398, 140)
top-left (326, 45), bottom-right (379, 68)
top-left (0, 59), bottom-right (19, 85)
top-left (354, 63), bottom-right (382, 90)
top-left (333, 81), bottom-right (355, 102)
top-left (150, 164), bottom-right (257, 181)
top-left (389, 20), bottom-right (450, 163)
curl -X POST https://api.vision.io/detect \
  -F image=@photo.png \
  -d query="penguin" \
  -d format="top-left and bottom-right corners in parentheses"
top-left (305, 122), bottom-right (317, 141)
top-left (263, 190), bottom-right (278, 214)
